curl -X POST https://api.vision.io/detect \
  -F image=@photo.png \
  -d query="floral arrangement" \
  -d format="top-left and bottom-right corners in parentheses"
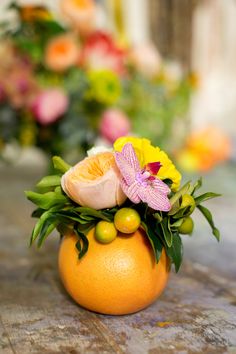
top-left (26, 136), bottom-right (220, 273)
top-left (0, 1), bottom-right (194, 162)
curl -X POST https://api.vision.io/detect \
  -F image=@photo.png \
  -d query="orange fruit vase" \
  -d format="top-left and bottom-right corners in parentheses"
top-left (58, 228), bottom-right (170, 315)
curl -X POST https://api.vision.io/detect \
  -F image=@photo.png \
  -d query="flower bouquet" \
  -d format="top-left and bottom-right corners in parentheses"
top-left (0, 1), bottom-right (194, 162)
top-left (26, 137), bottom-right (220, 315)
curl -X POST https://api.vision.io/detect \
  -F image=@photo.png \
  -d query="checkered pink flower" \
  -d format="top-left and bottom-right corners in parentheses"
top-left (115, 143), bottom-right (171, 211)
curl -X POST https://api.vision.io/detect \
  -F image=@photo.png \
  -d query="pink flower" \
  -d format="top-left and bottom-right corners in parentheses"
top-left (99, 109), bottom-right (131, 144)
top-left (0, 50), bottom-right (40, 109)
top-left (80, 31), bottom-right (125, 75)
top-left (32, 89), bottom-right (68, 125)
top-left (115, 143), bottom-right (171, 211)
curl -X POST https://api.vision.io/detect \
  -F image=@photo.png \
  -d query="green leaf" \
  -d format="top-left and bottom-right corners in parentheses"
top-left (30, 218), bottom-right (45, 245)
top-left (52, 156), bottom-right (71, 174)
top-left (57, 223), bottom-right (74, 236)
top-left (31, 208), bottom-right (44, 218)
top-left (54, 186), bottom-right (63, 194)
top-left (37, 217), bottom-right (59, 248)
top-left (74, 229), bottom-right (89, 259)
top-left (75, 239), bottom-right (82, 253)
top-left (36, 175), bottom-right (61, 189)
top-left (171, 218), bottom-right (184, 228)
top-left (168, 199), bottom-right (180, 216)
top-left (166, 232), bottom-right (183, 273)
top-left (79, 214), bottom-right (96, 221)
top-left (172, 205), bottom-right (191, 219)
top-left (75, 207), bottom-right (112, 221)
top-left (30, 206), bottom-right (62, 245)
top-left (169, 181), bottom-right (192, 207)
top-left (30, 210), bottom-right (51, 245)
top-left (141, 222), bottom-right (163, 263)
top-left (77, 222), bottom-right (96, 235)
top-left (153, 212), bottom-right (163, 223)
top-left (197, 205), bottom-right (220, 241)
top-left (194, 192), bottom-right (221, 205)
top-left (25, 191), bottom-right (68, 210)
top-left (160, 218), bottom-right (173, 247)
top-left (54, 210), bottom-right (91, 224)
top-left (191, 177), bottom-right (202, 195)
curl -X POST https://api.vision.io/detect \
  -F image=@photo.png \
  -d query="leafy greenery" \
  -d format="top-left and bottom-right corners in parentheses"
top-left (26, 158), bottom-right (221, 273)
top-left (197, 204), bottom-right (220, 241)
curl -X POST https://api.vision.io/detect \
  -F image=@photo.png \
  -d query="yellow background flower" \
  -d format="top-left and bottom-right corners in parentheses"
top-left (114, 136), bottom-right (181, 191)
top-left (86, 70), bottom-right (121, 105)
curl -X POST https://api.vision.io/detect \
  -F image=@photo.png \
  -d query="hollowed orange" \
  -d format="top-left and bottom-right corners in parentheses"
top-left (58, 228), bottom-right (170, 315)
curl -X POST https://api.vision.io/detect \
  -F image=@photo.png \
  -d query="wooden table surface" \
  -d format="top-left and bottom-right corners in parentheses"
top-left (0, 163), bottom-right (236, 354)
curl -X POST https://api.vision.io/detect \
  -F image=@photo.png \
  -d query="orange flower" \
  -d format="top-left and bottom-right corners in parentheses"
top-left (187, 126), bottom-right (231, 164)
top-left (44, 34), bottom-right (80, 72)
top-left (177, 126), bottom-right (232, 172)
top-left (60, 0), bottom-right (96, 36)
top-left (61, 152), bottom-right (126, 209)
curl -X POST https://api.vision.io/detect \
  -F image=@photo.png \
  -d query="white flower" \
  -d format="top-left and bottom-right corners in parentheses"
top-left (87, 146), bottom-right (112, 157)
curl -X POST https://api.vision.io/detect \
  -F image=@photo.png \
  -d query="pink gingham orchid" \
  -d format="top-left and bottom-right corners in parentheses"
top-left (115, 143), bottom-right (171, 211)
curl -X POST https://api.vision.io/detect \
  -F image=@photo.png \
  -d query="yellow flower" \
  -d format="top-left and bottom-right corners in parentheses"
top-left (114, 136), bottom-right (181, 191)
top-left (86, 70), bottom-right (121, 105)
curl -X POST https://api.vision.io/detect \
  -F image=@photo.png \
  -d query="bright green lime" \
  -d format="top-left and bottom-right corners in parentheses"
top-left (178, 216), bottom-right (194, 235)
top-left (95, 221), bottom-right (117, 244)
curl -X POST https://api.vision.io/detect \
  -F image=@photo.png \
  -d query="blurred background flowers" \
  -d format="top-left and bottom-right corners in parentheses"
top-left (0, 0), bottom-right (233, 173)
top-left (0, 0), bottom-right (193, 165)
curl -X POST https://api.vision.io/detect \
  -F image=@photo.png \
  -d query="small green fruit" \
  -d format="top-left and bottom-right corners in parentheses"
top-left (95, 221), bottom-right (117, 244)
top-left (114, 208), bottom-right (141, 234)
top-left (178, 216), bottom-right (194, 235)
top-left (181, 194), bottom-right (196, 215)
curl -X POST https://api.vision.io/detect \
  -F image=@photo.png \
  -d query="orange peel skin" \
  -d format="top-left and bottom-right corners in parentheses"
top-left (58, 227), bottom-right (170, 315)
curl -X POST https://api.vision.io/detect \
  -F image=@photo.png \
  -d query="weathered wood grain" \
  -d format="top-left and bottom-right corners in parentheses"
top-left (0, 164), bottom-right (236, 354)
top-left (149, 0), bottom-right (197, 70)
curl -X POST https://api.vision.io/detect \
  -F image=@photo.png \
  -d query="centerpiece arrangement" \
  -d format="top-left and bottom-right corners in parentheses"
top-left (26, 136), bottom-right (220, 315)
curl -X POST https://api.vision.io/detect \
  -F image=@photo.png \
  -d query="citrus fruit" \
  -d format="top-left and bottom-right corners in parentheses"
top-left (114, 208), bottom-right (141, 234)
top-left (178, 216), bottom-right (194, 235)
top-left (95, 221), bottom-right (117, 244)
top-left (181, 194), bottom-right (196, 214)
top-left (58, 228), bottom-right (170, 315)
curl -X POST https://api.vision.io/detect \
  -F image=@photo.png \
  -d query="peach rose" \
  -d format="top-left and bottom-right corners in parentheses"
top-left (60, 0), bottom-right (96, 36)
top-left (61, 151), bottom-right (126, 209)
top-left (44, 34), bottom-right (80, 72)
